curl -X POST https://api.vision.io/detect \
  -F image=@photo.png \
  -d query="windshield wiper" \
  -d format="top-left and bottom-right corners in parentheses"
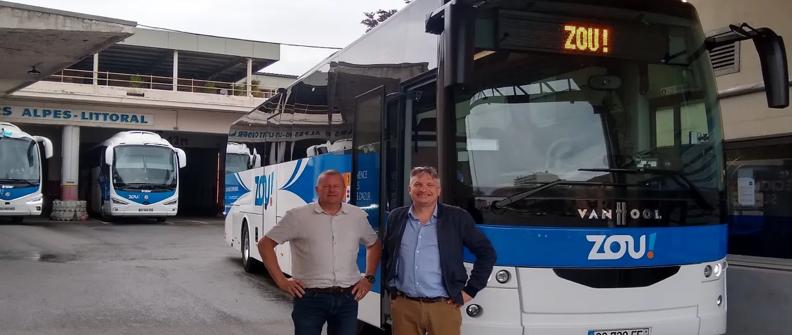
top-left (0, 178), bottom-right (38, 187)
top-left (492, 180), bottom-right (617, 209)
top-left (578, 167), bottom-right (715, 210)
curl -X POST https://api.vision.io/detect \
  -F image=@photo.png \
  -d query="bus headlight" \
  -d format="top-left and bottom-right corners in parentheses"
top-left (717, 295), bottom-right (723, 307)
top-left (495, 270), bottom-right (511, 283)
top-left (466, 304), bottom-right (482, 318)
top-left (704, 265), bottom-right (713, 278)
top-left (713, 263), bottom-right (722, 278)
top-left (164, 199), bottom-right (178, 206)
top-left (112, 198), bottom-right (129, 205)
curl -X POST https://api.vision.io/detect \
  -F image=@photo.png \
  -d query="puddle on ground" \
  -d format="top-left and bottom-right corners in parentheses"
top-left (0, 252), bottom-right (78, 263)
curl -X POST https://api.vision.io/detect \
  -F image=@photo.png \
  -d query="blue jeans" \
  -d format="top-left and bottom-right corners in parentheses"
top-left (292, 291), bottom-right (358, 335)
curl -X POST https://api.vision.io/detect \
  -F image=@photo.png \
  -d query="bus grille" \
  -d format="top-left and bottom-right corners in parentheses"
top-left (553, 266), bottom-right (680, 288)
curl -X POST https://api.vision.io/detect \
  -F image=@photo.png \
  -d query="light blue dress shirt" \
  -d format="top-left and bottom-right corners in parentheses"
top-left (395, 205), bottom-right (447, 298)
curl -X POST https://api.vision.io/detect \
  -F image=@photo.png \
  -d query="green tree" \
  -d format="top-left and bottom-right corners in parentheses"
top-left (361, 1), bottom-right (411, 32)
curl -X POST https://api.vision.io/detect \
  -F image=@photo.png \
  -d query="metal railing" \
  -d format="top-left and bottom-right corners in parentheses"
top-left (43, 68), bottom-right (276, 98)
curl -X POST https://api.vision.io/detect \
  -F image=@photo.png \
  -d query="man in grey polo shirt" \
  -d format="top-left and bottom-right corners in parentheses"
top-left (258, 169), bottom-right (381, 335)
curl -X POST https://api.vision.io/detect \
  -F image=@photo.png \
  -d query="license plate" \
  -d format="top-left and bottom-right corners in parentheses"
top-left (588, 328), bottom-right (650, 335)
top-left (0, 206), bottom-right (15, 211)
top-left (138, 208), bottom-right (153, 212)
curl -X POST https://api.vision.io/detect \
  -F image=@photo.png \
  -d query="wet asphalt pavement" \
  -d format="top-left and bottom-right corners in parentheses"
top-left (0, 216), bottom-right (294, 335)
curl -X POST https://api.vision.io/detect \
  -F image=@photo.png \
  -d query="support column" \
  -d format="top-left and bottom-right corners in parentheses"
top-left (52, 125), bottom-right (86, 221)
top-left (173, 50), bottom-right (179, 91)
top-left (60, 126), bottom-right (80, 201)
top-left (92, 53), bottom-right (99, 85)
top-left (246, 58), bottom-right (253, 97)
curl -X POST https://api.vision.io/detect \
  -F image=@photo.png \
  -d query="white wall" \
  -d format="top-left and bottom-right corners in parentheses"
top-left (690, 0), bottom-right (792, 140)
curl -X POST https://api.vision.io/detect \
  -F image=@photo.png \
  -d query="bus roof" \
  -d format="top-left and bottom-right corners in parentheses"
top-left (99, 130), bottom-right (175, 149)
top-left (0, 122), bottom-right (34, 140)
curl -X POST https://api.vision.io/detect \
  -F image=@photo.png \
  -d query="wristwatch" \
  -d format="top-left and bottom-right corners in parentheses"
top-left (364, 274), bottom-right (376, 283)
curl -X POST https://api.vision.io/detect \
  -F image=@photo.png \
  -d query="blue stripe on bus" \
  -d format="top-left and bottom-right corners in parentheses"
top-left (464, 224), bottom-right (727, 268)
top-left (0, 185), bottom-right (38, 200)
top-left (115, 189), bottom-right (176, 204)
top-left (234, 173), bottom-right (250, 193)
top-left (283, 158), bottom-right (303, 189)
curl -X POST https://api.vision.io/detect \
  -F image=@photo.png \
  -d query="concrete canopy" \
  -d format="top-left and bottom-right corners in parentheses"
top-left (68, 28), bottom-right (280, 83)
top-left (0, 1), bottom-right (136, 97)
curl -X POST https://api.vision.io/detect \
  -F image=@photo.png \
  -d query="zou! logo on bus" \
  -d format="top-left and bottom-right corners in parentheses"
top-left (254, 172), bottom-right (275, 209)
top-left (586, 233), bottom-right (657, 260)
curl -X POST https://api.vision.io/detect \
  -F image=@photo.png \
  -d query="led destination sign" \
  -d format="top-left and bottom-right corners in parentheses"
top-left (563, 24), bottom-right (610, 54)
top-left (495, 11), bottom-right (667, 61)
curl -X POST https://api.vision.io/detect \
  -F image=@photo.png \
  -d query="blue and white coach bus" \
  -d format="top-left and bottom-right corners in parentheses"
top-left (0, 122), bottom-right (53, 222)
top-left (88, 131), bottom-right (186, 221)
top-left (224, 0), bottom-right (789, 333)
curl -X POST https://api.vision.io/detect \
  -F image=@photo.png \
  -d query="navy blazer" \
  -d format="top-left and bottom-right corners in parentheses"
top-left (382, 202), bottom-right (496, 305)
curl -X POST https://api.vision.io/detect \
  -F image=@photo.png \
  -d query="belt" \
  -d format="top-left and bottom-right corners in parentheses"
top-left (304, 286), bottom-right (353, 294)
top-left (394, 290), bottom-right (448, 303)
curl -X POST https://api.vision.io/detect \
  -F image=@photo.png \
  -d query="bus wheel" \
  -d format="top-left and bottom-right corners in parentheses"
top-left (241, 223), bottom-right (255, 273)
top-left (11, 216), bottom-right (24, 224)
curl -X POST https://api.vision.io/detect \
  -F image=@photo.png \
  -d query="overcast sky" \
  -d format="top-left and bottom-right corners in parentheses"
top-left (11, 0), bottom-right (410, 76)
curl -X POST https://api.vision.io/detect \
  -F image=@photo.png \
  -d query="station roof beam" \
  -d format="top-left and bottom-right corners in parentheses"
top-left (0, 0), bottom-right (136, 97)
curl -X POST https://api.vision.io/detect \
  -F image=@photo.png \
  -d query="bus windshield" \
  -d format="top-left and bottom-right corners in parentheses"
top-left (0, 137), bottom-right (40, 186)
top-left (225, 153), bottom-right (249, 174)
top-left (112, 145), bottom-right (176, 189)
top-left (452, 8), bottom-right (724, 227)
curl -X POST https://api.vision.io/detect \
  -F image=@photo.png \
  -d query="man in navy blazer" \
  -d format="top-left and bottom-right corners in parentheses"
top-left (382, 166), bottom-right (496, 335)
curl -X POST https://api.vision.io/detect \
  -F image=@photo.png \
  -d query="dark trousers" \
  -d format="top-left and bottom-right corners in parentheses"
top-left (292, 291), bottom-right (358, 335)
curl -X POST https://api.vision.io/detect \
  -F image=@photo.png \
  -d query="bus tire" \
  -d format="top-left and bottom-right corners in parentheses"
top-left (11, 216), bottom-right (24, 224)
top-left (241, 223), bottom-right (256, 273)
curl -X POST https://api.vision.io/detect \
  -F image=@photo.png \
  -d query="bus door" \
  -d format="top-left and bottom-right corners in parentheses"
top-left (351, 85), bottom-right (386, 328)
top-left (376, 78), bottom-right (439, 330)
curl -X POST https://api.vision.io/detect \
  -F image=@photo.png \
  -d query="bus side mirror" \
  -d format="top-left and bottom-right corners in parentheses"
top-left (426, 0), bottom-right (474, 87)
top-left (105, 148), bottom-right (114, 166)
top-left (706, 24), bottom-right (789, 109)
top-left (753, 33), bottom-right (789, 108)
top-left (33, 136), bottom-right (53, 159)
top-left (175, 148), bottom-right (187, 168)
top-left (252, 149), bottom-right (261, 168)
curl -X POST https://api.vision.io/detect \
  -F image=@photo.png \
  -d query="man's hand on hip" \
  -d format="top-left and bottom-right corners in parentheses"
top-left (351, 278), bottom-right (372, 301)
top-left (447, 291), bottom-right (474, 308)
top-left (462, 291), bottom-right (473, 304)
top-left (276, 278), bottom-right (305, 298)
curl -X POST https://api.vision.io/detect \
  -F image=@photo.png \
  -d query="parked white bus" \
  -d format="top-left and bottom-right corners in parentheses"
top-left (0, 122), bottom-right (53, 222)
top-left (224, 142), bottom-right (261, 215)
top-left (87, 131), bottom-right (186, 221)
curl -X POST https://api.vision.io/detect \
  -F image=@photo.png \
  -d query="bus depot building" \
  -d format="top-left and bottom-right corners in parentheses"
top-left (0, 1), bottom-right (286, 217)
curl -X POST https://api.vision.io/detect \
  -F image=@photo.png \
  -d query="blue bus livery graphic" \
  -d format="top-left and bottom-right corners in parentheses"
top-left (115, 190), bottom-right (176, 204)
top-left (467, 225), bottom-right (727, 268)
top-left (0, 185), bottom-right (39, 201)
top-left (224, 173), bottom-right (251, 215)
top-left (254, 172), bottom-right (275, 209)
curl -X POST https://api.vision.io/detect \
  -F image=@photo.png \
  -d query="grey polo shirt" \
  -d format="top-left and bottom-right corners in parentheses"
top-left (265, 202), bottom-right (378, 288)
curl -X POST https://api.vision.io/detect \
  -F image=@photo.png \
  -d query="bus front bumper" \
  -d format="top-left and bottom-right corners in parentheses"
top-left (0, 196), bottom-right (43, 216)
top-left (109, 203), bottom-right (178, 217)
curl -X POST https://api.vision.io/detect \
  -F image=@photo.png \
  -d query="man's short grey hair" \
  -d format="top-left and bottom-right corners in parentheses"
top-left (317, 169), bottom-right (344, 185)
top-left (410, 166), bottom-right (439, 180)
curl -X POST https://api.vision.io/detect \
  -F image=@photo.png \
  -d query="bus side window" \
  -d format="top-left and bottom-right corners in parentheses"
top-left (407, 83), bottom-right (438, 170)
